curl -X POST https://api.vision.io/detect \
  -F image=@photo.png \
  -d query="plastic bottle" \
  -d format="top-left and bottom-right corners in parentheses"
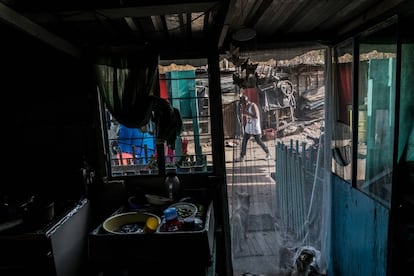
top-left (164, 172), bottom-right (180, 202)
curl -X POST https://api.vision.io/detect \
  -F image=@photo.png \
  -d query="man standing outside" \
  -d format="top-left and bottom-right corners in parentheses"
top-left (235, 95), bottom-right (271, 162)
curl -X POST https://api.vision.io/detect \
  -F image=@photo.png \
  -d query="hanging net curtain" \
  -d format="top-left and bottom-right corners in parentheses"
top-left (225, 49), bottom-right (330, 275)
top-left (94, 52), bottom-right (182, 148)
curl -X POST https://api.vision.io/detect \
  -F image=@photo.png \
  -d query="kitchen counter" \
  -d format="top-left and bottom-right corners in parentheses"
top-left (88, 200), bottom-right (215, 275)
top-left (0, 198), bottom-right (90, 276)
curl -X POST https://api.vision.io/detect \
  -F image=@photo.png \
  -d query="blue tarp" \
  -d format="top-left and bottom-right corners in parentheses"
top-left (117, 124), bottom-right (155, 162)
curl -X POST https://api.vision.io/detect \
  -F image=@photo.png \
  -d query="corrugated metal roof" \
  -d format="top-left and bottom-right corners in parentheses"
top-left (1, 0), bottom-right (412, 58)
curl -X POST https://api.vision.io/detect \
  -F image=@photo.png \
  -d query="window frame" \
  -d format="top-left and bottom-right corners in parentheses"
top-left (99, 58), bottom-right (214, 178)
top-left (331, 17), bottom-right (399, 207)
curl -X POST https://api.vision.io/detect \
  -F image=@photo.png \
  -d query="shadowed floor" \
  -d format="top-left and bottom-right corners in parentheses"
top-left (225, 138), bottom-right (295, 276)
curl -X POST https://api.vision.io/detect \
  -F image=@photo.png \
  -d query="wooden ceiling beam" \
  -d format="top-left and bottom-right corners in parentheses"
top-left (217, 0), bottom-right (233, 48)
top-left (0, 3), bottom-right (81, 58)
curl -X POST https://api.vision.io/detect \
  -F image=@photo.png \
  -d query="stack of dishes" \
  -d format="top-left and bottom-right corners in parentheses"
top-left (168, 202), bottom-right (197, 219)
top-left (102, 212), bottom-right (161, 234)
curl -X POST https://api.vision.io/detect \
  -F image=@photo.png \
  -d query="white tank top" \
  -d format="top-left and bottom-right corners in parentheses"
top-left (245, 105), bottom-right (261, 135)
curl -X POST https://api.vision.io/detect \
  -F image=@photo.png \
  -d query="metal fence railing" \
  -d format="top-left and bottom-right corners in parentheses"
top-left (275, 139), bottom-right (324, 241)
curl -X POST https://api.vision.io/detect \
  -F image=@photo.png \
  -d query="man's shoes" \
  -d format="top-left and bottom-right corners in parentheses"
top-left (265, 153), bottom-right (271, 160)
top-left (234, 156), bottom-right (244, 162)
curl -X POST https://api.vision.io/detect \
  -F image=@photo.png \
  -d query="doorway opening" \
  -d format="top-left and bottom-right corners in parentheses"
top-left (221, 48), bottom-right (329, 276)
